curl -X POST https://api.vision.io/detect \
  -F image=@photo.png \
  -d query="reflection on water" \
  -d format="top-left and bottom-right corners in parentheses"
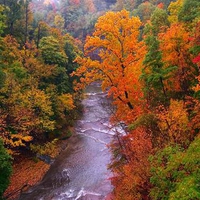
top-left (19, 82), bottom-right (114, 200)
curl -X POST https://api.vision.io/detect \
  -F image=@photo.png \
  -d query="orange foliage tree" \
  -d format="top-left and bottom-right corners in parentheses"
top-left (110, 127), bottom-right (152, 200)
top-left (73, 9), bottom-right (146, 122)
top-left (159, 23), bottom-right (198, 95)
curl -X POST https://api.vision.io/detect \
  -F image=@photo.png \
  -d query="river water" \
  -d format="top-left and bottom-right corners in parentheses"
top-left (19, 82), bottom-right (115, 200)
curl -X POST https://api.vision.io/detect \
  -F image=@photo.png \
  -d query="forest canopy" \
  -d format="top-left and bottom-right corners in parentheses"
top-left (0, 0), bottom-right (200, 199)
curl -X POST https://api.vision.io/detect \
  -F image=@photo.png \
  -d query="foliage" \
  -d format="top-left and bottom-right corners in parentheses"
top-left (150, 137), bottom-right (200, 200)
top-left (168, 0), bottom-right (183, 24)
top-left (30, 139), bottom-right (58, 158)
top-left (57, 93), bottom-right (75, 111)
top-left (150, 7), bottom-right (169, 35)
top-left (73, 9), bottom-right (146, 122)
top-left (0, 0), bottom-right (23, 36)
top-left (0, 5), bottom-right (6, 35)
top-left (178, 0), bottom-right (200, 26)
top-left (39, 36), bottom-right (67, 66)
top-left (110, 127), bottom-right (152, 200)
top-left (156, 99), bottom-right (190, 145)
top-left (0, 139), bottom-right (12, 199)
top-left (134, 2), bottom-right (156, 23)
top-left (0, 0), bottom-right (199, 199)
top-left (142, 9), bottom-right (174, 105)
top-left (128, 113), bottom-right (156, 130)
top-left (0, 7), bottom-right (80, 155)
top-left (159, 23), bottom-right (198, 95)
top-left (0, 36), bottom-right (60, 153)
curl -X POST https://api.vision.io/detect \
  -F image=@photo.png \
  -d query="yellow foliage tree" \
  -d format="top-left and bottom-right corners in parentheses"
top-left (156, 99), bottom-right (190, 144)
top-left (58, 93), bottom-right (75, 111)
top-left (168, 0), bottom-right (183, 24)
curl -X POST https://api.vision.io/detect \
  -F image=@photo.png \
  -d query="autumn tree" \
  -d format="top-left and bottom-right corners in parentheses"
top-left (135, 2), bottom-right (156, 24)
top-left (110, 127), bottom-right (152, 200)
top-left (38, 31), bottom-right (80, 129)
top-left (159, 23), bottom-right (198, 96)
top-left (34, 21), bottom-right (51, 48)
top-left (156, 99), bottom-right (191, 145)
top-left (63, 34), bottom-right (82, 90)
top-left (0, 5), bottom-right (6, 89)
top-left (54, 14), bottom-right (65, 30)
top-left (0, 36), bottom-right (55, 152)
top-left (189, 20), bottom-right (200, 68)
top-left (62, 0), bottom-right (96, 40)
top-left (0, 31), bottom-right (81, 152)
top-left (74, 9), bottom-right (146, 122)
top-left (39, 32), bottom-right (79, 94)
top-left (168, 0), bottom-right (183, 24)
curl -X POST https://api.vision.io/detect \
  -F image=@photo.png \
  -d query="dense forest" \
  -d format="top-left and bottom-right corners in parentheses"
top-left (0, 0), bottom-right (200, 199)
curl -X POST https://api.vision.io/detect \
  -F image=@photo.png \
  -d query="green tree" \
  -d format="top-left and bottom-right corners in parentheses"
top-left (63, 34), bottom-right (82, 91)
top-left (39, 35), bottom-right (72, 94)
top-left (0, 5), bottom-right (6, 35)
top-left (39, 36), bottom-right (67, 66)
top-left (0, 139), bottom-right (12, 199)
top-left (0, 0), bottom-right (23, 36)
top-left (178, 0), bottom-right (200, 25)
top-left (150, 7), bottom-right (169, 35)
top-left (150, 137), bottom-right (200, 200)
top-left (141, 8), bottom-right (174, 105)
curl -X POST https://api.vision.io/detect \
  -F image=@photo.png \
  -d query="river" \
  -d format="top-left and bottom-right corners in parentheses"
top-left (19, 82), bottom-right (115, 200)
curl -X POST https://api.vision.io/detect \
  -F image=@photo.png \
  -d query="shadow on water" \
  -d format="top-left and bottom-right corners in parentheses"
top-left (19, 82), bottom-right (114, 200)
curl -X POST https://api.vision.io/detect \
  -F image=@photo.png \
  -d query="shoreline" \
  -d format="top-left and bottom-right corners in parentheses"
top-left (3, 137), bottom-right (70, 200)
